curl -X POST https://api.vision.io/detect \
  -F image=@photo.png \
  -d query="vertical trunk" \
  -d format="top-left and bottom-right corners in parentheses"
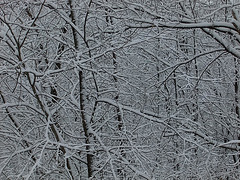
top-left (105, 2), bottom-right (125, 177)
top-left (112, 51), bottom-right (125, 179)
top-left (68, 0), bottom-right (94, 178)
top-left (112, 52), bottom-right (123, 132)
top-left (193, 29), bottom-right (199, 122)
top-left (234, 58), bottom-right (240, 168)
top-left (79, 70), bottom-right (94, 178)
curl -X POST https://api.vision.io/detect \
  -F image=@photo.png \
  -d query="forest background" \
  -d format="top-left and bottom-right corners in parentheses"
top-left (1, 0), bottom-right (240, 179)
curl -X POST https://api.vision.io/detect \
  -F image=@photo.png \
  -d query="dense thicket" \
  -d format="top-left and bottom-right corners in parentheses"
top-left (1, 0), bottom-right (240, 179)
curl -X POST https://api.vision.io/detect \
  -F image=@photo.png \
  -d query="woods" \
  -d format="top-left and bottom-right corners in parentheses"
top-left (1, 0), bottom-right (240, 179)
